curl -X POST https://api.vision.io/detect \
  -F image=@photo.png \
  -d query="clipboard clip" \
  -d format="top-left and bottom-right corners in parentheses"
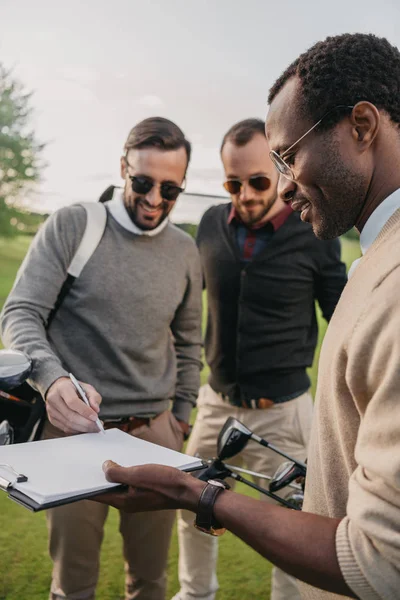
top-left (0, 463), bottom-right (28, 491)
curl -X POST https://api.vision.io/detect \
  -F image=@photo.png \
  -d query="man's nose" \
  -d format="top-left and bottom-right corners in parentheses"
top-left (146, 184), bottom-right (163, 206)
top-left (239, 180), bottom-right (254, 201)
top-left (277, 174), bottom-right (297, 202)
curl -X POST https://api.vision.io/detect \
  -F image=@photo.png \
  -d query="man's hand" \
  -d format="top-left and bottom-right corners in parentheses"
top-left (175, 419), bottom-right (191, 438)
top-left (96, 462), bottom-right (355, 596)
top-left (46, 376), bottom-right (102, 434)
top-left (95, 462), bottom-right (205, 513)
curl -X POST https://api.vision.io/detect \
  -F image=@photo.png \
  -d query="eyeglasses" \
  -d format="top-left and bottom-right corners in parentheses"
top-left (223, 175), bottom-right (271, 195)
top-left (269, 105), bottom-right (354, 181)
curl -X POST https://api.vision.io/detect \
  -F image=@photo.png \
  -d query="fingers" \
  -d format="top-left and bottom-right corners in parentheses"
top-left (63, 386), bottom-right (98, 420)
top-left (94, 483), bottom-right (176, 513)
top-left (102, 462), bottom-right (181, 488)
top-left (47, 406), bottom-right (99, 434)
top-left (84, 383), bottom-right (102, 413)
top-left (46, 377), bottom-right (102, 434)
top-left (99, 462), bottom-right (205, 513)
top-left (103, 461), bottom-right (138, 485)
top-left (94, 489), bottom-right (130, 510)
top-left (102, 462), bottom-right (193, 499)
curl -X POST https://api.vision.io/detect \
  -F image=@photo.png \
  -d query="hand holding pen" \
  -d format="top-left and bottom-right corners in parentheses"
top-left (45, 374), bottom-right (103, 435)
top-left (69, 373), bottom-right (105, 434)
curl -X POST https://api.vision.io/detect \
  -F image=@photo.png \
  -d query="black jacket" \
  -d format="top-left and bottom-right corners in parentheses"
top-left (197, 203), bottom-right (347, 403)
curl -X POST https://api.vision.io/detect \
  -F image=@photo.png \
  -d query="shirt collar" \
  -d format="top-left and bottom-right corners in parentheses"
top-left (105, 189), bottom-right (170, 237)
top-left (228, 203), bottom-right (292, 231)
top-left (359, 188), bottom-right (400, 255)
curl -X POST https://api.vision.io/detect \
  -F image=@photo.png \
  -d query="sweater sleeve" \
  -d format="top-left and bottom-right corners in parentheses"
top-left (0, 205), bottom-right (87, 398)
top-left (170, 240), bottom-right (203, 423)
top-left (335, 267), bottom-right (400, 599)
top-left (314, 238), bottom-right (347, 322)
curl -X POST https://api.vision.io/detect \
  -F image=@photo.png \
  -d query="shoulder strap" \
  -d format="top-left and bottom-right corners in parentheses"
top-left (46, 202), bottom-right (107, 328)
top-left (68, 202), bottom-right (107, 277)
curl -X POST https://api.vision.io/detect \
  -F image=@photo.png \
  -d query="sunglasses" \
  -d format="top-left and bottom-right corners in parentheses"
top-left (223, 175), bottom-right (271, 195)
top-left (128, 175), bottom-right (185, 202)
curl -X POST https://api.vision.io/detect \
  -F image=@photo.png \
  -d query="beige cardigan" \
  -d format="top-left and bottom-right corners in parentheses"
top-left (302, 209), bottom-right (400, 600)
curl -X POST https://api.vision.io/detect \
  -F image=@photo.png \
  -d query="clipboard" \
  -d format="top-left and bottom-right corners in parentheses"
top-left (0, 428), bottom-right (205, 512)
top-left (0, 463), bottom-right (126, 511)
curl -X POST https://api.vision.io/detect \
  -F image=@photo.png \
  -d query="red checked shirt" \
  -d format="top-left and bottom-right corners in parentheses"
top-left (228, 204), bottom-right (293, 261)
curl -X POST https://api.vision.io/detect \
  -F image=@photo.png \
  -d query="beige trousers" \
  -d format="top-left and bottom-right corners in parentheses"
top-left (42, 410), bottom-right (184, 600)
top-left (174, 385), bottom-right (313, 600)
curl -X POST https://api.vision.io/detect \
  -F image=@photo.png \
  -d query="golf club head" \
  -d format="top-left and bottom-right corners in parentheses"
top-left (0, 349), bottom-right (32, 392)
top-left (269, 461), bottom-right (305, 493)
top-left (217, 417), bottom-right (252, 460)
top-left (0, 420), bottom-right (14, 445)
top-left (285, 491), bottom-right (304, 510)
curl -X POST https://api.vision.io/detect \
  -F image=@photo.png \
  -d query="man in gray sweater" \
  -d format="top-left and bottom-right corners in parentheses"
top-left (0, 117), bottom-right (203, 600)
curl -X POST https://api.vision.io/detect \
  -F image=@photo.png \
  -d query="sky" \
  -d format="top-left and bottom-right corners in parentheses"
top-left (2, 0), bottom-right (400, 220)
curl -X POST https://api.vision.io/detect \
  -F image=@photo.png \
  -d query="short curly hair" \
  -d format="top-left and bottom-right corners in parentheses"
top-left (268, 33), bottom-right (400, 130)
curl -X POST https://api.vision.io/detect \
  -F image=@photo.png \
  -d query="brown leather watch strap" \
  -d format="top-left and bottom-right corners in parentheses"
top-left (195, 479), bottom-right (230, 535)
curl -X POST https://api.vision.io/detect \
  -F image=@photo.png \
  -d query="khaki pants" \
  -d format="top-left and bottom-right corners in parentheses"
top-left (42, 410), bottom-right (184, 600)
top-left (174, 385), bottom-right (313, 600)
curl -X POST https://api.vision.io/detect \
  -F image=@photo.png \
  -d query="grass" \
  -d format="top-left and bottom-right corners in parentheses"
top-left (0, 234), bottom-right (361, 599)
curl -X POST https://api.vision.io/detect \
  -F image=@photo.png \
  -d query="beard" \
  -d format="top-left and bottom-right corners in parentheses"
top-left (310, 140), bottom-right (367, 240)
top-left (124, 192), bottom-right (170, 231)
top-left (236, 193), bottom-right (278, 227)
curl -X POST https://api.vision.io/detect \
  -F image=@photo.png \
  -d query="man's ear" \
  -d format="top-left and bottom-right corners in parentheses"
top-left (120, 156), bottom-right (127, 180)
top-left (350, 101), bottom-right (380, 150)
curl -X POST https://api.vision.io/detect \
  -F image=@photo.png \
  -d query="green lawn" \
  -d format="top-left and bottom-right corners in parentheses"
top-left (0, 234), bottom-right (361, 600)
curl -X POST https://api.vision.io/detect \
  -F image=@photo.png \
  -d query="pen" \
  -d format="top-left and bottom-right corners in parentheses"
top-left (69, 373), bottom-right (105, 434)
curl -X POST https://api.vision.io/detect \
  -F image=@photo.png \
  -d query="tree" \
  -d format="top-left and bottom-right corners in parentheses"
top-left (0, 64), bottom-right (44, 235)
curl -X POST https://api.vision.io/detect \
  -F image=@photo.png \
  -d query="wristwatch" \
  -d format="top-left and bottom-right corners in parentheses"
top-left (194, 479), bottom-right (230, 536)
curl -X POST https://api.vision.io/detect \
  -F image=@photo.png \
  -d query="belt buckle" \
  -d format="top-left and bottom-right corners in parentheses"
top-left (256, 397), bottom-right (274, 409)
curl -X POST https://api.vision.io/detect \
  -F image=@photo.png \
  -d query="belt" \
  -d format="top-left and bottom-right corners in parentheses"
top-left (220, 395), bottom-right (274, 409)
top-left (219, 388), bottom-right (308, 410)
top-left (103, 416), bottom-right (153, 433)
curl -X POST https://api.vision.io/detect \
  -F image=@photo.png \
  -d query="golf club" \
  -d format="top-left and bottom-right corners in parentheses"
top-left (217, 416), bottom-right (307, 476)
top-left (217, 464), bottom-right (301, 491)
top-left (197, 458), bottom-right (302, 510)
top-left (269, 461), bottom-right (305, 493)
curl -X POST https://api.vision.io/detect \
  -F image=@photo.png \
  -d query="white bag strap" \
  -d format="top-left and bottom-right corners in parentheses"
top-left (68, 202), bottom-right (108, 277)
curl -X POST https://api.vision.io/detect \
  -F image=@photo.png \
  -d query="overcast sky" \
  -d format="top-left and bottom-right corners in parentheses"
top-left (2, 0), bottom-right (400, 218)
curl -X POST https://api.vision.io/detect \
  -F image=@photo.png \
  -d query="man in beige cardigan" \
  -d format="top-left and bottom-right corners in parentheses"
top-left (98, 33), bottom-right (400, 599)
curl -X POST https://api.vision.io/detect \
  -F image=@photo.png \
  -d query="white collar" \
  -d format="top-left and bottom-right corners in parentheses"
top-left (348, 188), bottom-right (400, 278)
top-left (105, 189), bottom-right (170, 237)
top-left (359, 188), bottom-right (400, 255)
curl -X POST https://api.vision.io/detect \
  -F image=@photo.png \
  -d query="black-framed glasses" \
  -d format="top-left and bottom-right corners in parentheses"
top-left (223, 175), bottom-right (271, 195)
top-left (269, 105), bottom-right (354, 181)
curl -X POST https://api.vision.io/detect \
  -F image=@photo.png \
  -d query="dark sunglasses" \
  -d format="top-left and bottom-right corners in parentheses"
top-left (128, 175), bottom-right (184, 202)
top-left (223, 176), bottom-right (271, 195)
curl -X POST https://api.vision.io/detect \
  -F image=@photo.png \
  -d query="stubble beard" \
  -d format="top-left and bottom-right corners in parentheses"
top-left (238, 194), bottom-right (278, 227)
top-left (312, 141), bottom-right (367, 240)
top-left (124, 187), bottom-right (169, 231)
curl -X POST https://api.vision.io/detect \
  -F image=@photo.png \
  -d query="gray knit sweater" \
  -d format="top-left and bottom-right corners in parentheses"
top-left (0, 203), bottom-right (203, 422)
